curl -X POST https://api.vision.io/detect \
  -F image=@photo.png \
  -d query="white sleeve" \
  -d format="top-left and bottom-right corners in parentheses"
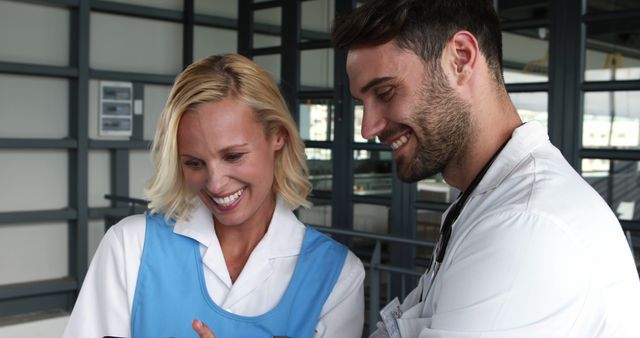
top-left (63, 216), bottom-right (145, 338)
top-left (315, 250), bottom-right (366, 338)
top-left (418, 211), bottom-right (591, 338)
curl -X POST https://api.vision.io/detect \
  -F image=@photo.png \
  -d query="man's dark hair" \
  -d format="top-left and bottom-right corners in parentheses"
top-left (331, 0), bottom-right (504, 84)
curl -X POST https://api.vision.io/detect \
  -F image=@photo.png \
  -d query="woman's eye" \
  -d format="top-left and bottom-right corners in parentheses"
top-left (184, 160), bottom-right (202, 169)
top-left (225, 153), bottom-right (245, 162)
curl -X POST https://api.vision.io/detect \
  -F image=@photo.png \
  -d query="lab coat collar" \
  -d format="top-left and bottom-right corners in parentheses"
top-left (474, 121), bottom-right (548, 195)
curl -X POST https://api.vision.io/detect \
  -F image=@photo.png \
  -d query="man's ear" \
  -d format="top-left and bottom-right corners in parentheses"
top-left (443, 30), bottom-right (479, 86)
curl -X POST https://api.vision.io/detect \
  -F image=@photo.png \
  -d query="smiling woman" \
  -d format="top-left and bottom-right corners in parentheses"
top-left (63, 54), bottom-right (365, 338)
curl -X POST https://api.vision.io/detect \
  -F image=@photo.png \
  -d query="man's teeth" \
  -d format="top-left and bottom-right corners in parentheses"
top-left (391, 135), bottom-right (410, 150)
top-left (212, 189), bottom-right (243, 206)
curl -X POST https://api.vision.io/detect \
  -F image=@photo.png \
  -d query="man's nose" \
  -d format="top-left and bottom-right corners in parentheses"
top-left (361, 106), bottom-right (387, 141)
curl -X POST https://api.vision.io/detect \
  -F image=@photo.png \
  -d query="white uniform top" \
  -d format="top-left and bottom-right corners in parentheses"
top-left (64, 196), bottom-right (365, 338)
top-left (383, 121), bottom-right (640, 338)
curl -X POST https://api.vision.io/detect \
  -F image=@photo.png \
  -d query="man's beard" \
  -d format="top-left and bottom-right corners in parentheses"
top-left (396, 66), bottom-right (473, 182)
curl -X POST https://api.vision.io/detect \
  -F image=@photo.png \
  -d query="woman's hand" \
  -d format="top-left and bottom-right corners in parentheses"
top-left (192, 319), bottom-right (216, 338)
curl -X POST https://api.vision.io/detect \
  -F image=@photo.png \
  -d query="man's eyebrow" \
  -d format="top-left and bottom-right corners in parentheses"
top-left (360, 76), bottom-right (394, 95)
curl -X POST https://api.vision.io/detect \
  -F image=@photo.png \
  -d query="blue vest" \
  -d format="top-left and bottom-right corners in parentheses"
top-left (131, 212), bottom-right (348, 338)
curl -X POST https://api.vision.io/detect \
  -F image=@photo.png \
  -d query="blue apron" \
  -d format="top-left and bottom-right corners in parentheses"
top-left (131, 212), bottom-right (348, 338)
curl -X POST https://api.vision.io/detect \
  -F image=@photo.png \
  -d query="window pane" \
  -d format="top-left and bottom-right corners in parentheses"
top-left (301, 48), bottom-right (334, 89)
top-left (253, 54), bottom-right (281, 83)
top-left (353, 150), bottom-right (392, 198)
top-left (354, 203), bottom-right (389, 234)
top-left (585, 20), bottom-right (640, 81)
top-left (416, 208), bottom-right (444, 259)
top-left (510, 92), bottom-right (549, 130)
top-left (582, 159), bottom-right (640, 221)
top-left (195, 0), bottom-right (237, 18)
top-left (194, 26), bottom-right (237, 61)
top-left (301, 0), bottom-right (333, 42)
top-left (498, 0), bottom-right (550, 21)
top-left (88, 150), bottom-right (110, 208)
top-left (307, 148), bottom-right (332, 192)
top-left (417, 174), bottom-right (458, 203)
top-left (108, 0), bottom-right (182, 11)
top-left (503, 28), bottom-right (549, 83)
top-left (299, 99), bottom-right (334, 141)
top-left (298, 201), bottom-right (331, 227)
top-left (587, 0), bottom-right (640, 13)
top-left (253, 8), bottom-right (281, 48)
top-left (583, 91), bottom-right (640, 149)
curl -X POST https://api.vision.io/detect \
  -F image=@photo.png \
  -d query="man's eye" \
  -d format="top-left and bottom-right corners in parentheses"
top-left (225, 153), bottom-right (245, 162)
top-left (377, 88), bottom-right (394, 101)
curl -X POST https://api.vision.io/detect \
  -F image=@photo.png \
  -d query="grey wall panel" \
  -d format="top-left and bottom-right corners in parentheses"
top-left (0, 150), bottom-right (68, 212)
top-left (142, 84), bottom-right (172, 140)
top-left (129, 150), bottom-right (153, 199)
top-left (194, 26), bottom-right (237, 61)
top-left (88, 150), bottom-right (110, 208)
top-left (0, 1), bottom-right (69, 66)
top-left (0, 74), bottom-right (69, 139)
top-left (0, 222), bottom-right (68, 285)
top-left (90, 12), bottom-right (182, 75)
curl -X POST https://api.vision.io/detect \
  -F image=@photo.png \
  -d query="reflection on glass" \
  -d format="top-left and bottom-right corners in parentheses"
top-left (585, 20), bottom-right (640, 81)
top-left (587, 0), bottom-right (640, 13)
top-left (253, 8), bottom-right (281, 49)
top-left (353, 150), bottom-right (392, 197)
top-left (253, 54), bottom-right (280, 83)
top-left (583, 91), bottom-right (640, 149)
top-left (301, 49), bottom-right (334, 89)
top-left (582, 159), bottom-right (640, 221)
top-left (306, 148), bottom-right (332, 192)
top-left (298, 201), bottom-right (331, 227)
top-left (299, 99), bottom-right (333, 141)
top-left (498, 0), bottom-right (549, 21)
top-left (417, 174), bottom-right (458, 203)
top-left (503, 29), bottom-right (549, 83)
top-left (509, 92), bottom-right (548, 130)
top-left (353, 103), bottom-right (381, 143)
top-left (301, 0), bottom-right (334, 41)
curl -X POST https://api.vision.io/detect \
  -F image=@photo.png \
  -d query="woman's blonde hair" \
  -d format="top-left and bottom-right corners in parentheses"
top-left (145, 54), bottom-right (312, 221)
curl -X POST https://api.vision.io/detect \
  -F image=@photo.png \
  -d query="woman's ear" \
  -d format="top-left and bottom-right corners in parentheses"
top-left (271, 127), bottom-right (286, 151)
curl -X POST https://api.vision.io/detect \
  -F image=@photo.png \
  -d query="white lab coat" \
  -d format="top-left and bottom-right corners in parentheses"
top-left (64, 196), bottom-right (365, 338)
top-left (375, 121), bottom-right (640, 338)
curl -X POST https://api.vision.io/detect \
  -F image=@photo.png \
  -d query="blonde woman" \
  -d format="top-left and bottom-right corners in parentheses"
top-left (64, 54), bottom-right (365, 338)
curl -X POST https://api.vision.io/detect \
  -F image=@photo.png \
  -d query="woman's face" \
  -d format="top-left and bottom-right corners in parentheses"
top-left (177, 96), bottom-right (284, 229)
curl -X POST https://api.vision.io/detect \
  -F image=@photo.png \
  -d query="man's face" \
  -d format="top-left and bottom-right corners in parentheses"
top-left (346, 40), bottom-right (472, 182)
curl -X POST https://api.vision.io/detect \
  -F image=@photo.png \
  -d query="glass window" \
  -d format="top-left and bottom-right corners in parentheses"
top-left (253, 54), bottom-right (281, 83)
top-left (585, 20), bottom-right (640, 81)
top-left (88, 150), bottom-right (111, 208)
top-left (353, 150), bottom-right (392, 198)
top-left (416, 208), bottom-right (444, 259)
top-left (108, 0), bottom-right (183, 11)
top-left (583, 91), bottom-right (640, 149)
top-left (307, 148), bottom-right (332, 192)
top-left (417, 174), bottom-right (459, 203)
top-left (587, 0), bottom-right (640, 13)
top-left (299, 99), bottom-right (334, 141)
top-left (195, 0), bottom-right (237, 18)
top-left (510, 92), bottom-right (549, 130)
top-left (298, 201), bottom-right (331, 227)
top-left (498, 0), bottom-right (550, 21)
top-left (353, 203), bottom-right (389, 234)
top-left (301, 0), bottom-right (334, 42)
top-left (301, 48), bottom-right (334, 90)
top-left (130, 150), bottom-right (153, 199)
top-left (253, 7), bottom-right (281, 48)
top-left (193, 26), bottom-right (237, 61)
top-left (582, 159), bottom-right (640, 221)
top-left (503, 28), bottom-right (550, 83)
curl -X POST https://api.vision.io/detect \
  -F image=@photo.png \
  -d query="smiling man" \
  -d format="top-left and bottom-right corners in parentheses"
top-left (332, 0), bottom-right (640, 337)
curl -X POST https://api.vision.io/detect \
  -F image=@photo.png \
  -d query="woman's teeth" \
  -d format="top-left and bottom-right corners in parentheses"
top-left (391, 134), bottom-right (410, 150)
top-left (212, 189), bottom-right (243, 206)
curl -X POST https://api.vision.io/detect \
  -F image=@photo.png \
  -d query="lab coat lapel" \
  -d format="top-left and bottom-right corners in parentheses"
top-left (174, 200), bottom-right (234, 288)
